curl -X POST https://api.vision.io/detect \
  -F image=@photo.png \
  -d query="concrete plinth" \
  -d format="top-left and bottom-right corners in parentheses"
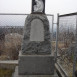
top-left (13, 67), bottom-right (58, 77)
top-left (18, 52), bottom-right (54, 75)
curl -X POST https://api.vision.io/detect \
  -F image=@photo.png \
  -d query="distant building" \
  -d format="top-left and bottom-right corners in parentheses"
top-left (0, 26), bottom-right (24, 35)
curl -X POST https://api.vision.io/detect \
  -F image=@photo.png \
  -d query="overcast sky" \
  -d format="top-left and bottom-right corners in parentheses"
top-left (0, 0), bottom-right (77, 14)
top-left (0, 0), bottom-right (77, 23)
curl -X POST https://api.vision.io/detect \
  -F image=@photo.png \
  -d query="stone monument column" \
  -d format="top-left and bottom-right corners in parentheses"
top-left (18, 0), bottom-right (55, 76)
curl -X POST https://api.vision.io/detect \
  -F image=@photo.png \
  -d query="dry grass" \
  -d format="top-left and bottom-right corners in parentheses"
top-left (0, 33), bottom-right (22, 60)
top-left (58, 41), bottom-right (74, 77)
top-left (0, 68), bottom-right (14, 77)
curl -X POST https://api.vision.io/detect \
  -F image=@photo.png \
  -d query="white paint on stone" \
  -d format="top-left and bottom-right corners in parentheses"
top-left (30, 19), bottom-right (44, 41)
top-left (34, 0), bottom-right (44, 12)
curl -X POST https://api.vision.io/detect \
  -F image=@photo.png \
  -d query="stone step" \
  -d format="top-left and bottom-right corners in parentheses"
top-left (13, 66), bottom-right (59, 77)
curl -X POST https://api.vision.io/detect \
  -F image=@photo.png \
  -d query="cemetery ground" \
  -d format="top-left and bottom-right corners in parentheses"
top-left (52, 41), bottom-right (75, 77)
top-left (0, 33), bottom-right (22, 60)
top-left (0, 33), bottom-right (22, 77)
top-left (0, 68), bottom-right (14, 77)
top-left (0, 33), bottom-right (76, 77)
top-left (0, 61), bottom-right (18, 77)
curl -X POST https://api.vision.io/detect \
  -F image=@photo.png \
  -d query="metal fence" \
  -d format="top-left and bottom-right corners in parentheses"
top-left (1, 12), bottom-right (77, 77)
top-left (56, 13), bottom-right (77, 77)
top-left (0, 13), bottom-right (54, 60)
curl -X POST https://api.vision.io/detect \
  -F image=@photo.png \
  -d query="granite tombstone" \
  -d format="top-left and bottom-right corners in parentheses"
top-left (21, 14), bottom-right (51, 55)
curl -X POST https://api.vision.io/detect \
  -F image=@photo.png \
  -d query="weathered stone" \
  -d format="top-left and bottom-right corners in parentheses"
top-left (21, 14), bottom-right (51, 55)
top-left (18, 14), bottom-right (54, 75)
top-left (30, 19), bottom-right (44, 41)
top-left (18, 52), bottom-right (54, 75)
top-left (13, 67), bottom-right (58, 77)
top-left (32, 0), bottom-right (45, 13)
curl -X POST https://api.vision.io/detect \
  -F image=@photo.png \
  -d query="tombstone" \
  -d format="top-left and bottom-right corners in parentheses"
top-left (13, 0), bottom-right (55, 77)
top-left (21, 14), bottom-right (51, 55)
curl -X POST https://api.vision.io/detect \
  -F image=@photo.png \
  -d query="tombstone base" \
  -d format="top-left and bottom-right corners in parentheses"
top-left (18, 52), bottom-right (54, 75)
top-left (13, 67), bottom-right (58, 77)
